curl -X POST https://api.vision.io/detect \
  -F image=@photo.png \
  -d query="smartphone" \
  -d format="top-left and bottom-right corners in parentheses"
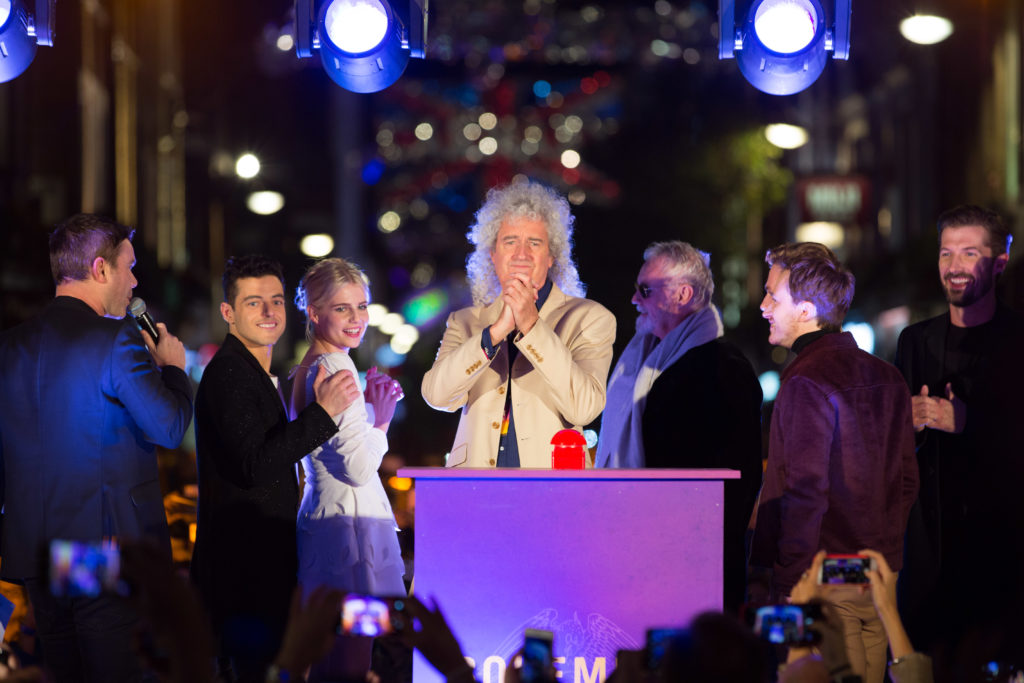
top-left (48, 539), bottom-right (124, 598)
top-left (645, 627), bottom-right (686, 670)
top-left (817, 554), bottom-right (876, 584)
top-left (521, 628), bottom-right (554, 683)
top-left (339, 594), bottom-right (406, 636)
top-left (752, 605), bottom-right (821, 645)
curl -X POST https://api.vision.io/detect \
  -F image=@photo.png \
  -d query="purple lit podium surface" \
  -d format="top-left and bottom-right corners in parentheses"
top-left (397, 467), bottom-right (739, 683)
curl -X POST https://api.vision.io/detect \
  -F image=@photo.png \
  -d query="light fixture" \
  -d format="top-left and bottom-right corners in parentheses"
top-left (295, 0), bottom-right (427, 93)
top-left (899, 14), bottom-right (953, 45)
top-left (0, 0), bottom-right (55, 84)
top-left (718, 0), bottom-right (851, 96)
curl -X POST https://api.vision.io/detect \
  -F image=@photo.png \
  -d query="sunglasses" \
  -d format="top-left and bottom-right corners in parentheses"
top-left (635, 278), bottom-right (690, 299)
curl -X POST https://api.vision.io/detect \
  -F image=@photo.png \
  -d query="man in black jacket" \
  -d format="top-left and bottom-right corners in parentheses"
top-left (895, 205), bottom-right (1024, 661)
top-left (190, 255), bottom-right (358, 682)
top-left (595, 241), bottom-right (762, 613)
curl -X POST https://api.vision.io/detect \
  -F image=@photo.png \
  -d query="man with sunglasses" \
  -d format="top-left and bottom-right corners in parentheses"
top-left (595, 241), bottom-right (762, 613)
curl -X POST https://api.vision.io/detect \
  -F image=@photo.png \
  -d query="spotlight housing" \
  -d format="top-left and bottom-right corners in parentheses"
top-left (295, 0), bottom-right (427, 93)
top-left (718, 0), bottom-right (851, 96)
top-left (0, 0), bottom-right (55, 84)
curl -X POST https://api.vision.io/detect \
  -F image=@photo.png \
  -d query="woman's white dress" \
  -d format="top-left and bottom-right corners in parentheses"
top-left (296, 352), bottom-right (405, 596)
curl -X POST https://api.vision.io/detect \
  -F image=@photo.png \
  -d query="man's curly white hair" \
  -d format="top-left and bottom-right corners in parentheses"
top-left (465, 179), bottom-right (585, 306)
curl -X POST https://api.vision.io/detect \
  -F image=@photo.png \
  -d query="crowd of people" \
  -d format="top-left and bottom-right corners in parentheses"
top-left (1, 180), bottom-right (1023, 682)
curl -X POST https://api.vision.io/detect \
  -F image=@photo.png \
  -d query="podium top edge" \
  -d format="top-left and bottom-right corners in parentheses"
top-left (395, 467), bottom-right (741, 480)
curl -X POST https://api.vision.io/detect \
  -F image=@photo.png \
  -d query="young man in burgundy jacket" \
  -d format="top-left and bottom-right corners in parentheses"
top-left (750, 242), bottom-right (918, 683)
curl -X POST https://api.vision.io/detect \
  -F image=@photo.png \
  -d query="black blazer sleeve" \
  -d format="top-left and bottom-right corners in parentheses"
top-left (197, 350), bottom-right (338, 489)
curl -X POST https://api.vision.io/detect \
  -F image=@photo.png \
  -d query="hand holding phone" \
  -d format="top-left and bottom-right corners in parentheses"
top-left (48, 540), bottom-right (125, 598)
top-left (339, 594), bottom-right (407, 637)
top-left (752, 604), bottom-right (821, 645)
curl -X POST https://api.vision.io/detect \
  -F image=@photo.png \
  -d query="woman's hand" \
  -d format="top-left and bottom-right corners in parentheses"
top-left (364, 367), bottom-right (403, 430)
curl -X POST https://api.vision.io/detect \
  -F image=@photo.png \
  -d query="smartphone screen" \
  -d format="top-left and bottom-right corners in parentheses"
top-left (340, 594), bottom-right (394, 636)
top-left (48, 540), bottom-right (123, 598)
top-left (521, 628), bottom-right (554, 683)
top-left (753, 605), bottom-right (804, 644)
top-left (818, 554), bottom-right (874, 584)
top-left (645, 627), bottom-right (686, 670)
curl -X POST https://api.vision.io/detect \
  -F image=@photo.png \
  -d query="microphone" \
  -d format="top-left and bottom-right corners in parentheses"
top-left (129, 297), bottom-right (160, 343)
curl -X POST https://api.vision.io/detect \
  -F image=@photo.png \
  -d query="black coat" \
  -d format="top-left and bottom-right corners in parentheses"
top-left (894, 306), bottom-right (1024, 653)
top-left (641, 337), bottom-right (763, 614)
top-left (190, 333), bottom-right (337, 650)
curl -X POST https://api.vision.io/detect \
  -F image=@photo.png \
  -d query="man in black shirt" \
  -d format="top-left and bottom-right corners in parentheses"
top-left (895, 205), bottom-right (1024, 662)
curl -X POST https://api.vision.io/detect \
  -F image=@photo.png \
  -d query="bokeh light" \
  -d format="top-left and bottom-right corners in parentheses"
top-left (300, 234), bottom-right (334, 257)
top-left (235, 153), bottom-right (260, 179)
top-left (900, 15), bottom-right (953, 45)
top-left (246, 191), bottom-right (284, 215)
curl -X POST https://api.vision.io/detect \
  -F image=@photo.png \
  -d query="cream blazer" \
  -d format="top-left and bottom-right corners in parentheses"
top-left (421, 282), bottom-right (616, 468)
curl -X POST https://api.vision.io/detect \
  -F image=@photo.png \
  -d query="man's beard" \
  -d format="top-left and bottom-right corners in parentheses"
top-left (635, 312), bottom-right (654, 336)
top-left (943, 268), bottom-right (995, 308)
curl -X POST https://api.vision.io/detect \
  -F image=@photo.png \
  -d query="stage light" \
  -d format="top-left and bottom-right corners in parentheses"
top-left (295, 0), bottom-right (427, 93)
top-left (899, 14), bottom-right (952, 45)
top-left (718, 0), bottom-right (851, 96)
top-left (0, 0), bottom-right (55, 84)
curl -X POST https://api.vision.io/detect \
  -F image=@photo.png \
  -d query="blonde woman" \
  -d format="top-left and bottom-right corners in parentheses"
top-left (290, 258), bottom-right (406, 598)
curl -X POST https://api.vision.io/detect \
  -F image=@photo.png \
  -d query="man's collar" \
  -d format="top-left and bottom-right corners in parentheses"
top-left (791, 328), bottom-right (831, 354)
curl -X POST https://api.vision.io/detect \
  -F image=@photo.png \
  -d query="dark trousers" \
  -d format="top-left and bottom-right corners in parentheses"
top-left (24, 578), bottom-right (146, 683)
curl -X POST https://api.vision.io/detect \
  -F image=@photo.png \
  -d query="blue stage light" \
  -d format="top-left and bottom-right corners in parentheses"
top-left (324, 0), bottom-right (389, 53)
top-left (0, 0), bottom-right (54, 84)
top-left (718, 0), bottom-right (851, 96)
top-left (295, 0), bottom-right (427, 94)
top-left (754, 0), bottom-right (817, 53)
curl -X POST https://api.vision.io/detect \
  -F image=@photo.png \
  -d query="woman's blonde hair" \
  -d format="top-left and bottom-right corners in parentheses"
top-left (294, 257), bottom-right (371, 342)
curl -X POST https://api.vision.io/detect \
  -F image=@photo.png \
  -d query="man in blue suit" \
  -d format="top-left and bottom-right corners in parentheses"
top-left (0, 213), bottom-right (193, 682)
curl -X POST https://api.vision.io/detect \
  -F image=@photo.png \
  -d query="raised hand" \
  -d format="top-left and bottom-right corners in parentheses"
top-left (142, 322), bottom-right (187, 370)
top-left (489, 299), bottom-right (517, 342)
top-left (364, 366), bottom-right (403, 431)
top-left (911, 383), bottom-right (963, 433)
top-left (501, 272), bottom-right (541, 334)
